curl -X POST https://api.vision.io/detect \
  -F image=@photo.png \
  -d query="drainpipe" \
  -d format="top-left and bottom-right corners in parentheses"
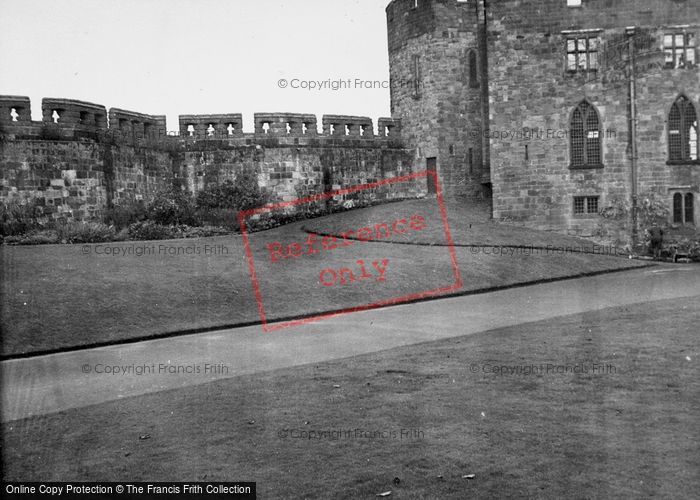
top-left (626, 27), bottom-right (638, 248)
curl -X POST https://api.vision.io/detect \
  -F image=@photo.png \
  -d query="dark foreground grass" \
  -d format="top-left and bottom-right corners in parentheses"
top-left (3, 297), bottom-right (698, 498)
top-left (1, 200), bottom-right (647, 356)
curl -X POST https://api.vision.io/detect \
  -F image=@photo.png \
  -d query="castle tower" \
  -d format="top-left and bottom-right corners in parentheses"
top-left (386, 0), bottom-right (489, 199)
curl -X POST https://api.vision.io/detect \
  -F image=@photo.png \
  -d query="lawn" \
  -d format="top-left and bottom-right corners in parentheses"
top-left (303, 198), bottom-right (610, 249)
top-left (1, 200), bottom-right (647, 357)
top-left (3, 297), bottom-right (698, 498)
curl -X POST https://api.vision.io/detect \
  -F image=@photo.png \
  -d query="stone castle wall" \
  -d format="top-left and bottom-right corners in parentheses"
top-left (485, 0), bottom-right (700, 236)
top-left (386, 0), bottom-right (489, 199)
top-left (386, 0), bottom-right (700, 240)
top-left (0, 97), bottom-right (419, 222)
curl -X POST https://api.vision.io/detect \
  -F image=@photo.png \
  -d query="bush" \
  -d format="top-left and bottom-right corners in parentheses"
top-left (195, 172), bottom-right (268, 212)
top-left (126, 221), bottom-right (230, 241)
top-left (147, 187), bottom-right (197, 226)
top-left (638, 194), bottom-right (670, 228)
top-left (173, 225), bottom-right (231, 238)
top-left (194, 207), bottom-right (240, 232)
top-left (246, 211), bottom-right (306, 232)
top-left (127, 221), bottom-right (176, 241)
top-left (103, 200), bottom-right (147, 229)
top-left (3, 230), bottom-right (60, 245)
top-left (55, 222), bottom-right (116, 243)
top-left (0, 199), bottom-right (43, 236)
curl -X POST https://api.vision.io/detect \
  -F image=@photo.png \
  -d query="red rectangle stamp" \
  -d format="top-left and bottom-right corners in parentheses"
top-left (239, 170), bottom-right (462, 331)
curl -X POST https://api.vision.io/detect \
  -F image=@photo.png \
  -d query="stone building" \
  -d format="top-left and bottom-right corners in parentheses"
top-left (387, 0), bottom-right (699, 240)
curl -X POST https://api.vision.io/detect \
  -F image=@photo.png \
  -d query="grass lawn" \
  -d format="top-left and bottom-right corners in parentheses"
top-left (303, 198), bottom-right (609, 249)
top-left (1, 200), bottom-right (647, 357)
top-left (3, 297), bottom-right (698, 498)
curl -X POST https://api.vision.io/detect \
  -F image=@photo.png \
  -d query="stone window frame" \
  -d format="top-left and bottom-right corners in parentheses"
top-left (663, 30), bottom-right (696, 70)
top-left (667, 94), bottom-right (699, 165)
top-left (671, 190), bottom-right (696, 225)
top-left (565, 32), bottom-right (600, 74)
top-left (569, 99), bottom-right (604, 169)
top-left (573, 195), bottom-right (599, 217)
top-left (412, 54), bottom-right (422, 99)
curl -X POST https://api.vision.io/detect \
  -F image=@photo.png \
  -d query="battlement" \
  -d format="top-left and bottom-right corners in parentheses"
top-left (0, 96), bottom-right (32, 124)
top-left (0, 96), bottom-right (403, 147)
top-left (251, 113), bottom-right (316, 137)
top-left (377, 117), bottom-right (402, 138)
top-left (179, 114), bottom-right (243, 138)
top-left (108, 108), bottom-right (167, 140)
top-left (321, 115), bottom-right (374, 138)
top-left (42, 98), bottom-right (108, 130)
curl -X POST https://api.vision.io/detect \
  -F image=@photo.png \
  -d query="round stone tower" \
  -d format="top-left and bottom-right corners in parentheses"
top-left (386, 0), bottom-right (489, 199)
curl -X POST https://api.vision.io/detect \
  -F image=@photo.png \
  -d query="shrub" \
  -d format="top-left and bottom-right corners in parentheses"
top-left (3, 230), bottom-right (60, 245)
top-left (127, 221), bottom-right (176, 241)
top-left (194, 207), bottom-right (240, 232)
top-left (173, 225), bottom-right (231, 238)
top-left (126, 222), bottom-right (230, 240)
top-left (115, 227), bottom-right (130, 241)
top-left (103, 200), bottom-right (147, 228)
top-left (195, 171), bottom-right (268, 212)
top-left (246, 211), bottom-right (306, 232)
top-left (638, 194), bottom-right (670, 228)
top-left (594, 198), bottom-right (630, 246)
top-left (55, 222), bottom-right (116, 243)
top-left (147, 187), bottom-right (197, 226)
top-left (0, 199), bottom-right (43, 236)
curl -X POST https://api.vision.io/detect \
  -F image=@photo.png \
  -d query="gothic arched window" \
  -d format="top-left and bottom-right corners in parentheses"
top-left (668, 95), bottom-right (698, 162)
top-left (673, 192), bottom-right (695, 225)
top-left (570, 100), bottom-right (602, 168)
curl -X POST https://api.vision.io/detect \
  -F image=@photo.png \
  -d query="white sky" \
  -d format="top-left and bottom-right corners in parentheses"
top-left (0, 0), bottom-right (392, 132)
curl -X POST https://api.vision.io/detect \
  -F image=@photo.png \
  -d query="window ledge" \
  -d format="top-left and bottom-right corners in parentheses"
top-left (570, 163), bottom-right (604, 170)
top-left (573, 214), bottom-right (599, 218)
top-left (667, 160), bottom-right (700, 165)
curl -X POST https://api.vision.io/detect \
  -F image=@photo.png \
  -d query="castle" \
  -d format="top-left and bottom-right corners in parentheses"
top-left (387, 0), bottom-right (699, 240)
top-left (1, 0), bottom-right (699, 242)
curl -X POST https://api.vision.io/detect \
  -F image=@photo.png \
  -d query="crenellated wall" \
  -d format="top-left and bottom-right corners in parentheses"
top-left (179, 114), bottom-right (243, 138)
top-left (0, 96), bottom-right (32, 125)
top-left (0, 96), bottom-right (419, 223)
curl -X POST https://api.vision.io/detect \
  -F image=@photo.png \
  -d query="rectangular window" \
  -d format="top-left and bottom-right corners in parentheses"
top-left (567, 0), bottom-right (582, 6)
top-left (567, 36), bottom-right (599, 73)
top-left (573, 196), bottom-right (599, 215)
top-left (664, 32), bottom-right (696, 69)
